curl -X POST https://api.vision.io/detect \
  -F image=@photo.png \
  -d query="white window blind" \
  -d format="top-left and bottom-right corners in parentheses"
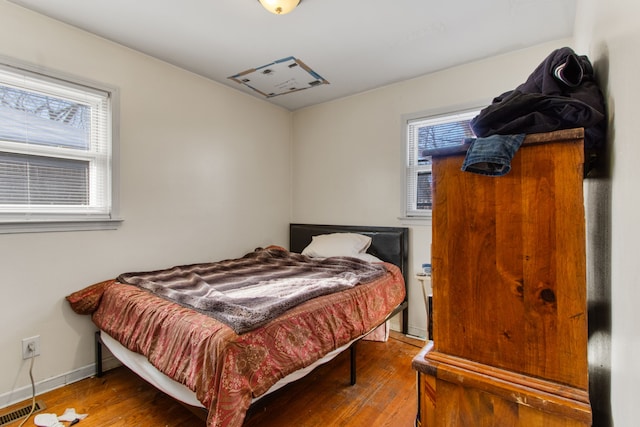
top-left (404, 109), bottom-right (479, 217)
top-left (0, 61), bottom-right (116, 229)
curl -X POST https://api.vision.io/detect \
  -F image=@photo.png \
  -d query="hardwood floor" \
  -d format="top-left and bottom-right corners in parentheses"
top-left (3, 332), bottom-right (423, 427)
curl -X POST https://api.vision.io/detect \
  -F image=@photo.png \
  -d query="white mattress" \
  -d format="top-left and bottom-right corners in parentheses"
top-left (100, 330), bottom-right (357, 408)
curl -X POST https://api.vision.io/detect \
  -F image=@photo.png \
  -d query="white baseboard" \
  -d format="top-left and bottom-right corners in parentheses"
top-left (407, 325), bottom-right (427, 340)
top-left (389, 313), bottom-right (427, 340)
top-left (0, 355), bottom-right (121, 410)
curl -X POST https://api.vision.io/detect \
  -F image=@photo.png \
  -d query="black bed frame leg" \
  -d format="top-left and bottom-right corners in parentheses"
top-left (350, 342), bottom-right (357, 385)
top-left (95, 330), bottom-right (104, 377)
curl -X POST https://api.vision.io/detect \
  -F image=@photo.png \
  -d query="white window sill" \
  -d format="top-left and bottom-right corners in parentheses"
top-left (0, 218), bottom-right (123, 234)
top-left (398, 215), bottom-right (432, 225)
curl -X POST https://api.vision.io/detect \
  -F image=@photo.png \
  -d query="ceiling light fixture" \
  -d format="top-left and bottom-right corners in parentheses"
top-left (258, 0), bottom-right (301, 15)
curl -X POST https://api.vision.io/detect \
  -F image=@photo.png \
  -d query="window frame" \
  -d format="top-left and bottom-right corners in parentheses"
top-left (0, 56), bottom-right (121, 234)
top-left (401, 104), bottom-right (484, 221)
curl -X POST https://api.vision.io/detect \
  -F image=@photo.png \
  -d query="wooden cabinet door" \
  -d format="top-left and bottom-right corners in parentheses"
top-left (431, 135), bottom-right (588, 389)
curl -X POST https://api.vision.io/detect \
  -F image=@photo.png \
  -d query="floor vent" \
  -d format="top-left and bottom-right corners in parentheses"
top-left (0, 400), bottom-right (46, 426)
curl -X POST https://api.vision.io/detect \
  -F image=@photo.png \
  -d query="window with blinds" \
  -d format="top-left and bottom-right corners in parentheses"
top-left (0, 61), bottom-right (116, 230)
top-left (404, 109), bottom-right (479, 217)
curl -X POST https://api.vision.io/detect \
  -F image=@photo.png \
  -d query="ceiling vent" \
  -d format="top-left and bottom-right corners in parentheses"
top-left (228, 57), bottom-right (328, 98)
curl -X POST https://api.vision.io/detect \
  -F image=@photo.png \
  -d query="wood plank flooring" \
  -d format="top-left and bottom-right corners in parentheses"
top-left (4, 332), bottom-right (424, 427)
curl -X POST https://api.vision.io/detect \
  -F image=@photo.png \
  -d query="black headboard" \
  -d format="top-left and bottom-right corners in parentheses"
top-left (289, 223), bottom-right (409, 282)
top-left (289, 223), bottom-right (409, 333)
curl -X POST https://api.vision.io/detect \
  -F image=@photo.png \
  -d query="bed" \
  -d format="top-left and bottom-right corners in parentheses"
top-left (67, 223), bottom-right (409, 427)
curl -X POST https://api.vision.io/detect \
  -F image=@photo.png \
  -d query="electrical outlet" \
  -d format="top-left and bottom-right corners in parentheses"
top-left (22, 335), bottom-right (41, 359)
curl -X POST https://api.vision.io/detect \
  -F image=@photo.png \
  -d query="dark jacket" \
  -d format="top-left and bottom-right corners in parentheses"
top-left (470, 47), bottom-right (606, 151)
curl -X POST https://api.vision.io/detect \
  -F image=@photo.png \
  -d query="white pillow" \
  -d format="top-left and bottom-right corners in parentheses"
top-left (301, 233), bottom-right (372, 258)
top-left (350, 252), bottom-right (383, 263)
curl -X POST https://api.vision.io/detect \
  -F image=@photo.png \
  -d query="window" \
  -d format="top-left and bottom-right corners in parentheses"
top-left (403, 109), bottom-right (479, 218)
top-left (0, 60), bottom-right (120, 233)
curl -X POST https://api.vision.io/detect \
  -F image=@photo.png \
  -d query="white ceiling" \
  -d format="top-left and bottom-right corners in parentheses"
top-left (9, 0), bottom-right (577, 111)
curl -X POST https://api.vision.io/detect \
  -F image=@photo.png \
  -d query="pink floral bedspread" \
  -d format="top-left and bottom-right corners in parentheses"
top-left (80, 260), bottom-right (405, 426)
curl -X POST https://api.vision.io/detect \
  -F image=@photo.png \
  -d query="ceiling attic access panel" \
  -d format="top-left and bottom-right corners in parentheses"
top-left (228, 57), bottom-right (328, 98)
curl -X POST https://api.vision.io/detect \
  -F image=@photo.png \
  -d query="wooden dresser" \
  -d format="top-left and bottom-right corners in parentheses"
top-left (412, 129), bottom-right (592, 426)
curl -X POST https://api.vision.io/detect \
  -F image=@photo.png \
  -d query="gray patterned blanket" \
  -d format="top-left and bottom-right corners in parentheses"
top-left (116, 247), bottom-right (387, 334)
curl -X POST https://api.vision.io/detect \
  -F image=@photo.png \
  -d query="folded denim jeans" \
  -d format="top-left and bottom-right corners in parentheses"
top-left (461, 134), bottom-right (525, 176)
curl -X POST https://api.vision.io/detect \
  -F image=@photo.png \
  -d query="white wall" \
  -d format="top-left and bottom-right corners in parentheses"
top-left (575, 1), bottom-right (640, 426)
top-left (0, 1), bottom-right (292, 405)
top-left (291, 40), bottom-right (573, 338)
